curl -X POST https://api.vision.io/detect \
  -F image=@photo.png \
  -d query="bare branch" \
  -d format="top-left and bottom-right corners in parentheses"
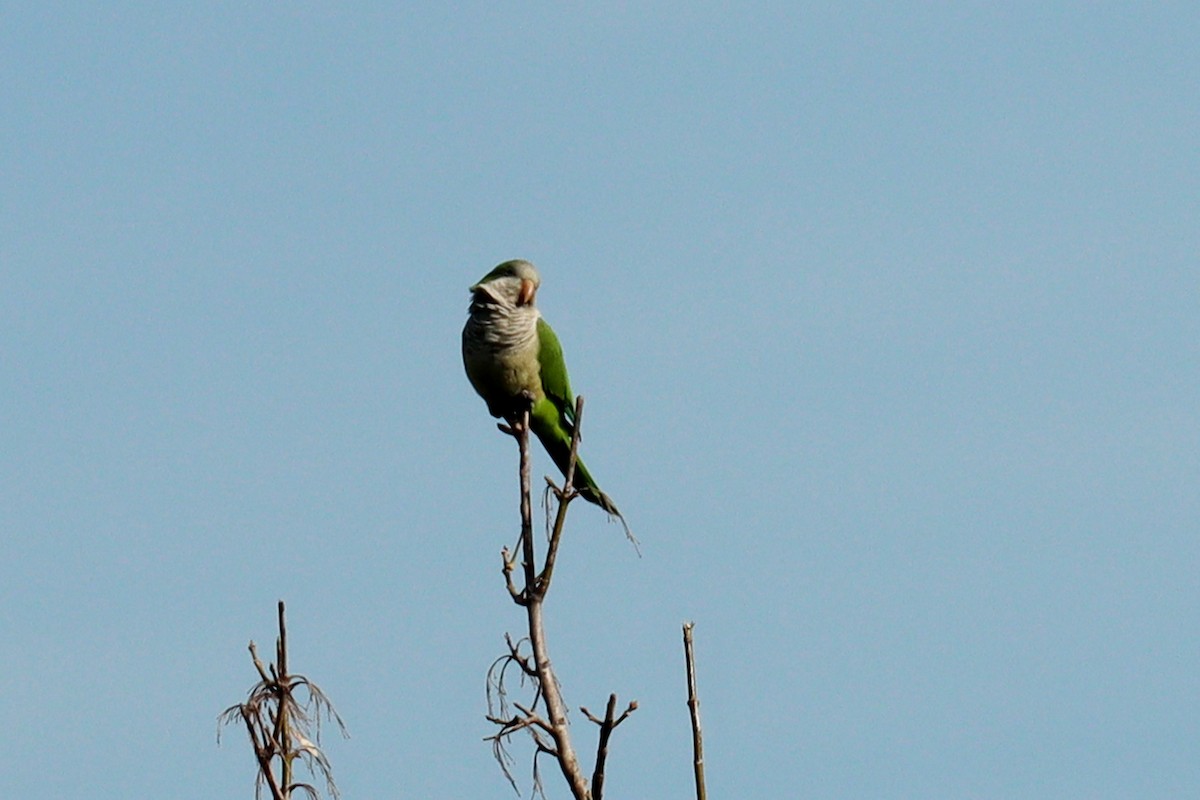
top-left (501, 546), bottom-right (527, 604)
top-left (249, 641), bottom-right (271, 684)
top-left (518, 408), bottom-right (590, 798)
top-left (241, 708), bottom-right (288, 800)
top-left (584, 694), bottom-right (638, 800)
top-left (486, 397), bottom-right (637, 799)
top-left (221, 602), bottom-right (347, 800)
top-left (590, 695), bottom-right (617, 800)
top-left (536, 396), bottom-right (585, 595)
top-left (683, 622), bottom-right (707, 800)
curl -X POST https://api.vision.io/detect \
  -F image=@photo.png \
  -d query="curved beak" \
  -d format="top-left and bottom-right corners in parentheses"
top-left (517, 278), bottom-right (537, 306)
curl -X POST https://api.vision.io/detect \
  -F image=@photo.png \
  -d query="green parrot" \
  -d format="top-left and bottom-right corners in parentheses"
top-left (462, 259), bottom-right (629, 530)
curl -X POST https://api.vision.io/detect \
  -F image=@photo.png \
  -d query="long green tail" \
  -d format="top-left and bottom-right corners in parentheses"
top-left (529, 405), bottom-right (634, 544)
top-left (530, 413), bottom-right (618, 512)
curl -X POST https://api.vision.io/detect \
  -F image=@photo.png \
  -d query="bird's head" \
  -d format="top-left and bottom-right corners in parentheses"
top-left (469, 259), bottom-right (541, 309)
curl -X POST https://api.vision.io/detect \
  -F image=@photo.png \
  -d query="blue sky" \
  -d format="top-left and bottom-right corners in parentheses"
top-left (2, 4), bottom-right (1197, 798)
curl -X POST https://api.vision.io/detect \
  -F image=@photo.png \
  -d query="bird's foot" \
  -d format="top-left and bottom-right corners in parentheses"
top-left (498, 411), bottom-right (529, 437)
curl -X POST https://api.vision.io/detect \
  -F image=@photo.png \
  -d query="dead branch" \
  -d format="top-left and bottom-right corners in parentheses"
top-left (537, 396), bottom-right (584, 594)
top-left (220, 601), bottom-right (348, 800)
top-left (582, 694), bottom-right (637, 800)
top-left (486, 400), bottom-right (637, 799)
top-left (683, 622), bottom-right (707, 800)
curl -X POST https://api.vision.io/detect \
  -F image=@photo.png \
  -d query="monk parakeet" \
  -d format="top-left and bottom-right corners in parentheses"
top-left (462, 259), bottom-right (629, 529)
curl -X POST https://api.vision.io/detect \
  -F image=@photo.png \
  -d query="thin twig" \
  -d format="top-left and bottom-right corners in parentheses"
top-left (683, 622), bottom-right (707, 800)
top-left (524, 557), bottom-right (588, 789)
top-left (501, 546), bottom-right (526, 604)
top-left (276, 602), bottom-right (292, 797)
top-left (537, 396), bottom-right (584, 595)
top-left (582, 693), bottom-right (637, 800)
top-left (520, 410), bottom-right (589, 798)
top-left (591, 694), bottom-right (617, 800)
top-left (243, 710), bottom-right (288, 800)
top-left (518, 411), bottom-right (539, 599)
top-left (489, 398), bottom-right (636, 800)
top-left (221, 602), bottom-right (346, 800)
top-left (249, 641), bottom-right (271, 684)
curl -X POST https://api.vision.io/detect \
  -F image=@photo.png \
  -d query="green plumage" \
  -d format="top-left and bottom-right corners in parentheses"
top-left (462, 260), bottom-right (629, 530)
top-left (529, 317), bottom-right (613, 510)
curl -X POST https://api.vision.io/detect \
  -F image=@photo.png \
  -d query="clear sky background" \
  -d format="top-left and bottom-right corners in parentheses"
top-left (2, 4), bottom-right (1197, 799)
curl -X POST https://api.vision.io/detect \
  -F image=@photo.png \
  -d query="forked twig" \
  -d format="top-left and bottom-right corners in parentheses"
top-left (486, 400), bottom-right (637, 799)
top-left (220, 602), bottom-right (348, 800)
top-left (582, 694), bottom-right (637, 800)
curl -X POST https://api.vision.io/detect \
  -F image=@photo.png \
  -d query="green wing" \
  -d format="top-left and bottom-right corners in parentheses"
top-left (536, 316), bottom-right (575, 427)
top-left (532, 316), bottom-right (635, 544)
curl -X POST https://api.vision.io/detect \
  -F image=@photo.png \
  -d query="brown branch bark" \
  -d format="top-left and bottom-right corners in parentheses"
top-left (516, 410), bottom-right (591, 799)
top-left (590, 694), bottom-right (617, 800)
top-left (582, 693), bottom-right (633, 800)
top-left (275, 602), bottom-right (292, 797)
top-left (537, 396), bottom-right (584, 594)
top-left (683, 622), bottom-right (707, 800)
top-left (487, 400), bottom-right (636, 799)
top-left (222, 602), bottom-right (345, 800)
top-left (243, 711), bottom-right (288, 800)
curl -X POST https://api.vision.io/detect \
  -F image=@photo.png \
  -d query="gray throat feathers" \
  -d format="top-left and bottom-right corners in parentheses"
top-left (465, 295), bottom-right (539, 354)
